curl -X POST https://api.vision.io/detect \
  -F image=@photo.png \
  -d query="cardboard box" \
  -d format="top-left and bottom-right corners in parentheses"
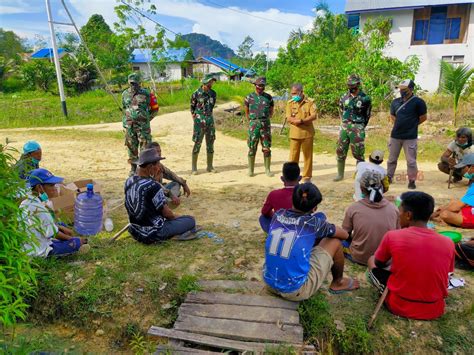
top-left (65, 179), bottom-right (102, 195)
top-left (50, 185), bottom-right (76, 222)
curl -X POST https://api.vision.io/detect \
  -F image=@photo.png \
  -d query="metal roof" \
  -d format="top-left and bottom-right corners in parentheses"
top-left (31, 48), bottom-right (66, 59)
top-left (130, 48), bottom-right (191, 63)
top-left (345, 0), bottom-right (473, 13)
top-left (198, 56), bottom-right (254, 75)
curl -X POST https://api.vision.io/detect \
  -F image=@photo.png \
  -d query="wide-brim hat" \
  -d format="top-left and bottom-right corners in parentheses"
top-left (28, 168), bottom-right (64, 188)
top-left (135, 148), bottom-right (166, 166)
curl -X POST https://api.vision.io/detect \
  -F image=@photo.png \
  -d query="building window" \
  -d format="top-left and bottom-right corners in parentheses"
top-left (412, 4), bottom-right (470, 45)
top-left (441, 55), bottom-right (464, 66)
top-left (347, 14), bottom-right (360, 30)
top-left (132, 66), bottom-right (140, 71)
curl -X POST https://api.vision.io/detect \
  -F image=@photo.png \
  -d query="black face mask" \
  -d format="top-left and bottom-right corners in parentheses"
top-left (349, 87), bottom-right (358, 94)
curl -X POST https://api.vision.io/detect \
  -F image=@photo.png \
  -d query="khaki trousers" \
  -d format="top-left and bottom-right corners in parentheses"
top-left (289, 137), bottom-right (314, 179)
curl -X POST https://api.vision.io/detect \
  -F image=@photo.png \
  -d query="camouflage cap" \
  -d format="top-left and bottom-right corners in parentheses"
top-left (202, 75), bottom-right (217, 84)
top-left (347, 74), bottom-right (361, 86)
top-left (254, 77), bottom-right (267, 86)
top-left (128, 73), bottom-right (140, 83)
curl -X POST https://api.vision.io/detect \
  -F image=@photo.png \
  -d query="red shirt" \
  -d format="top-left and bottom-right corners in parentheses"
top-left (375, 227), bottom-right (454, 320)
top-left (261, 187), bottom-right (295, 217)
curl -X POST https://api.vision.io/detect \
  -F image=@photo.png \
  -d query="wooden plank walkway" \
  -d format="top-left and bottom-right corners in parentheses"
top-left (149, 280), bottom-right (314, 354)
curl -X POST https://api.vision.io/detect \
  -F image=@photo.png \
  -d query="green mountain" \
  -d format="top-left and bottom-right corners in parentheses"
top-left (181, 33), bottom-right (235, 59)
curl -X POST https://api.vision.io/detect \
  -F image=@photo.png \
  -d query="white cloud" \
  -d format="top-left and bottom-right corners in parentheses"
top-left (0, 0), bottom-right (42, 14)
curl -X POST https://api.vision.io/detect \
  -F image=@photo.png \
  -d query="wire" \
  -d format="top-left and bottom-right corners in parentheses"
top-left (201, 0), bottom-right (300, 27)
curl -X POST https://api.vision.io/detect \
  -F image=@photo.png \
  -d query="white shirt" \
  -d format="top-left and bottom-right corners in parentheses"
top-left (447, 141), bottom-right (473, 164)
top-left (20, 195), bottom-right (58, 257)
top-left (353, 162), bottom-right (387, 201)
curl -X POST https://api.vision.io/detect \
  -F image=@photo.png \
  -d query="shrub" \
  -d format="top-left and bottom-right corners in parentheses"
top-left (20, 60), bottom-right (56, 92)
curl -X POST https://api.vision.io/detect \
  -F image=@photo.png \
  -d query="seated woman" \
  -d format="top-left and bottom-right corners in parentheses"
top-left (21, 168), bottom-right (89, 257)
top-left (432, 153), bottom-right (474, 228)
top-left (342, 170), bottom-right (399, 265)
top-left (15, 140), bottom-right (42, 180)
top-left (124, 148), bottom-right (197, 244)
top-left (438, 127), bottom-right (472, 183)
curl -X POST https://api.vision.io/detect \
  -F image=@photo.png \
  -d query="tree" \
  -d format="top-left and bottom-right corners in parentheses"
top-left (440, 61), bottom-right (474, 126)
top-left (61, 54), bottom-right (97, 93)
top-left (0, 29), bottom-right (26, 62)
top-left (0, 56), bottom-right (17, 83)
top-left (237, 36), bottom-right (255, 60)
top-left (20, 60), bottom-right (56, 92)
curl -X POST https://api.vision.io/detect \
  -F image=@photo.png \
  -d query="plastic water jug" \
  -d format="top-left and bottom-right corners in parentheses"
top-left (74, 183), bottom-right (103, 236)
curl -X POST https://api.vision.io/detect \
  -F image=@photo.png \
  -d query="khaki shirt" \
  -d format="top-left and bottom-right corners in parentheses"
top-left (286, 97), bottom-right (317, 139)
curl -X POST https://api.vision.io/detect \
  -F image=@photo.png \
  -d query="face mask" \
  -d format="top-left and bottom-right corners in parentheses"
top-left (400, 90), bottom-right (409, 99)
top-left (292, 95), bottom-right (302, 102)
top-left (464, 173), bottom-right (474, 180)
top-left (349, 87), bottom-right (358, 94)
top-left (31, 157), bottom-right (40, 165)
top-left (39, 191), bottom-right (49, 202)
top-left (456, 142), bottom-right (469, 148)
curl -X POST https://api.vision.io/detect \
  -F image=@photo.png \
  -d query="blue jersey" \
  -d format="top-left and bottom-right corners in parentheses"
top-left (263, 209), bottom-right (336, 293)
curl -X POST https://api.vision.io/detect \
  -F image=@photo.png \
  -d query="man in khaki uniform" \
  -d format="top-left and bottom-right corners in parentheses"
top-left (286, 83), bottom-right (317, 181)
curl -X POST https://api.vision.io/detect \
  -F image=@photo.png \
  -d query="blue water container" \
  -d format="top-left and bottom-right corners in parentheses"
top-left (74, 183), bottom-right (103, 236)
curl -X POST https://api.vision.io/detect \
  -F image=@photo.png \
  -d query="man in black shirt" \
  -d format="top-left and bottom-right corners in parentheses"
top-left (387, 79), bottom-right (427, 189)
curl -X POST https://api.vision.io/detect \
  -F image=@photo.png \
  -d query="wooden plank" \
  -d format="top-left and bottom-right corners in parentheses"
top-left (198, 280), bottom-right (266, 293)
top-left (174, 314), bottom-right (304, 344)
top-left (155, 344), bottom-right (221, 354)
top-left (179, 303), bottom-right (300, 325)
top-left (185, 291), bottom-right (298, 310)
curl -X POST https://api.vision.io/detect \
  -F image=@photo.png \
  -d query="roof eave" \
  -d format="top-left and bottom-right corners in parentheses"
top-left (346, 6), bottom-right (426, 14)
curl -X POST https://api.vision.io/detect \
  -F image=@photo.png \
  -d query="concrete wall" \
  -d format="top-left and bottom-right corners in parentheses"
top-left (192, 63), bottom-right (229, 81)
top-left (131, 63), bottom-right (185, 82)
top-left (360, 5), bottom-right (474, 91)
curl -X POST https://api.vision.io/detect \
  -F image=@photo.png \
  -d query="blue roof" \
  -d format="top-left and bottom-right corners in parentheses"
top-left (31, 48), bottom-right (66, 59)
top-left (130, 48), bottom-right (191, 63)
top-left (200, 56), bottom-right (254, 75)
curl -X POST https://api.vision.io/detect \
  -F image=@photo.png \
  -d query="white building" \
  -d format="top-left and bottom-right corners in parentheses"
top-left (192, 56), bottom-right (255, 81)
top-left (345, 1), bottom-right (474, 91)
top-left (130, 48), bottom-right (192, 82)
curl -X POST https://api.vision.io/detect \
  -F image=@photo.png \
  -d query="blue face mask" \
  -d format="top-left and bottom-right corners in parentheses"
top-left (456, 142), bottom-right (469, 148)
top-left (31, 157), bottom-right (40, 165)
top-left (292, 95), bottom-right (302, 102)
top-left (39, 192), bottom-right (49, 202)
top-left (464, 173), bottom-right (474, 180)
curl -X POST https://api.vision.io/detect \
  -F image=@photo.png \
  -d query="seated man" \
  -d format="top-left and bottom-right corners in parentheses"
top-left (125, 148), bottom-right (197, 244)
top-left (145, 142), bottom-right (191, 206)
top-left (342, 171), bottom-right (399, 265)
top-left (368, 191), bottom-right (454, 320)
top-left (259, 162), bottom-right (301, 233)
top-left (432, 153), bottom-right (474, 228)
top-left (263, 182), bottom-right (359, 301)
top-left (438, 127), bottom-right (472, 183)
top-left (454, 239), bottom-right (474, 269)
top-left (14, 140), bottom-right (42, 180)
top-left (353, 150), bottom-right (389, 201)
top-left (21, 168), bottom-right (90, 257)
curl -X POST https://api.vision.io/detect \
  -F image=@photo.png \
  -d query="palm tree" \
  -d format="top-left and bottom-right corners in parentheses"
top-left (0, 56), bottom-right (17, 81)
top-left (440, 61), bottom-right (474, 126)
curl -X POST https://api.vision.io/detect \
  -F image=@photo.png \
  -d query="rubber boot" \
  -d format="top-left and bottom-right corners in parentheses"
top-left (191, 153), bottom-right (199, 175)
top-left (129, 163), bottom-right (137, 177)
top-left (333, 160), bottom-right (345, 182)
top-left (248, 156), bottom-right (256, 177)
top-left (206, 153), bottom-right (217, 173)
top-left (264, 156), bottom-right (274, 177)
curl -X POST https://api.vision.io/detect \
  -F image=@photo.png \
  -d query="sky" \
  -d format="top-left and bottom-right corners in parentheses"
top-left (0, 0), bottom-right (346, 58)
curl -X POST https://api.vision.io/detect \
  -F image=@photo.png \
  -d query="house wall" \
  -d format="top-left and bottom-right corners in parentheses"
top-left (132, 62), bottom-right (184, 82)
top-left (192, 63), bottom-right (229, 81)
top-left (360, 5), bottom-right (474, 91)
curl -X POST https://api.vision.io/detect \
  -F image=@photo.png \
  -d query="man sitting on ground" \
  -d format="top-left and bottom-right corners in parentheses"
top-left (263, 182), bottom-right (359, 301)
top-left (438, 127), bottom-right (472, 183)
top-left (259, 162), bottom-right (301, 233)
top-left (146, 142), bottom-right (191, 206)
top-left (454, 239), bottom-right (474, 269)
top-left (353, 150), bottom-right (389, 201)
top-left (368, 191), bottom-right (454, 320)
top-left (15, 140), bottom-right (42, 181)
top-left (124, 148), bottom-right (197, 244)
top-left (342, 171), bottom-right (399, 265)
top-left (21, 168), bottom-right (90, 257)
top-left (432, 153), bottom-right (474, 228)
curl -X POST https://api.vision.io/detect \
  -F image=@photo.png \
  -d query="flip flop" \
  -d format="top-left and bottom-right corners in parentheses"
top-left (329, 278), bottom-right (358, 294)
top-left (171, 226), bottom-right (203, 241)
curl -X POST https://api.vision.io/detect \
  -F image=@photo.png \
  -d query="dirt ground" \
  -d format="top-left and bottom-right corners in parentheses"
top-left (1, 104), bottom-right (473, 352)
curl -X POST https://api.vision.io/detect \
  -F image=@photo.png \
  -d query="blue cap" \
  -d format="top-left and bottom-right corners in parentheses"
top-left (28, 168), bottom-right (64, 188)
top-left (23, 141), bottom-right (41, 154)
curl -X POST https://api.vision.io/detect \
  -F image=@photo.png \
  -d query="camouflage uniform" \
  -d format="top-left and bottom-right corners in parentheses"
top-left (190, 87), bottom-right (216, 154)
top-left (122, 84), bottom-right (152, 163)
top-left (336, 90), bottom-right (372, 162)
top-left (245, 92), bottom-right (274, 157)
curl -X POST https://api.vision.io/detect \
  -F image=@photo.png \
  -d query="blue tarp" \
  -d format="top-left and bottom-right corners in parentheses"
top-left (31, 48), bottom-right (66, 59)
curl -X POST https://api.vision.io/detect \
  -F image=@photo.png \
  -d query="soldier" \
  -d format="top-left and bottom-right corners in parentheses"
top-left (190, 76), bottom-right (217, 174)
top-left (244, 77), bottom-right (274, 177)
top-left (122, 73), bottom-right (155, 175)
top-left (286, 83), bottom-right (317, 182)
top-left (334, 74), bottom-right (372, 182)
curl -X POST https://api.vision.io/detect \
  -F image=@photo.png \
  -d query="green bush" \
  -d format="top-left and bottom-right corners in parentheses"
top-left (0, 145), bottom-right (37, 327)
top-left (20, 60), bottom-right (56, 92)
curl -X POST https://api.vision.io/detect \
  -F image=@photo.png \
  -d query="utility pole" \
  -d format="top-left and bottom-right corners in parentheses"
top-left (45, 0), bottom-right (68, 117)
top-left (265, 42), bottom-right (270, 74)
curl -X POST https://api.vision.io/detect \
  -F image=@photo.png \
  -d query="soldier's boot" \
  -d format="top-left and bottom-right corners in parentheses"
top-left (248, 156), bottom-right (256, 177)
top-left (191, 153), bottom-right (199, 175)
top-left (129, 163), bottom-right (137, 177)
top-left (333, 160), bottom-right (346, 182)
top-left (264, 156), bottom-right (274, 177)
top-left (206, 153), bottom-right (217, 173)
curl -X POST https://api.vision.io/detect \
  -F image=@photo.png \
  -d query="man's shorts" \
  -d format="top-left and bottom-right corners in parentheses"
top-left (342, 239), bottom-right (354, 262)
top-left (461, 207), bottom-right (474, 229)
top-left (277, 246), bottom-right (333, 302)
